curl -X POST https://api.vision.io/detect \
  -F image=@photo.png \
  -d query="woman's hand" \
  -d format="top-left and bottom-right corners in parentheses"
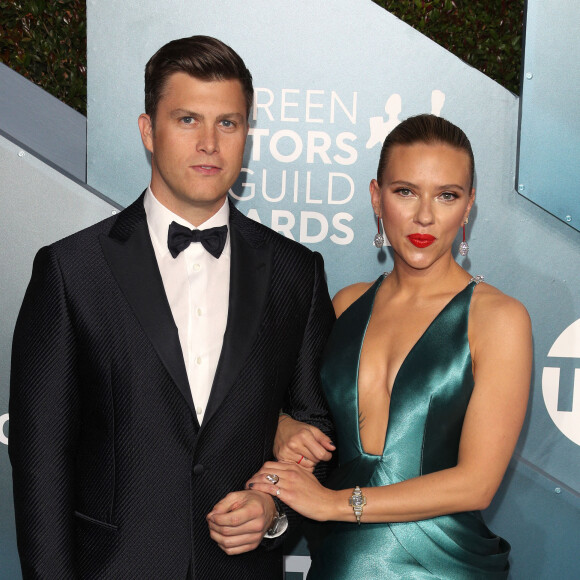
top-left (274, 415), bottom-right (335, 472)
top-left (246, 461), bottom-right (337, 521)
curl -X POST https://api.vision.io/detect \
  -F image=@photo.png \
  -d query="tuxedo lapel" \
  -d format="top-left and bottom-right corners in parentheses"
top-left (202, 204), bottom-right (273, 428)
top-left (99, 194), bottom-right (195, 416)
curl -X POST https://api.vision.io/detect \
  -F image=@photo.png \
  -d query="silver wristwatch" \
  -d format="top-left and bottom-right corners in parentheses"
top-left (264, 497), bottom-right (288, 538)
top-left (348, 485), bottom-right (367, 525)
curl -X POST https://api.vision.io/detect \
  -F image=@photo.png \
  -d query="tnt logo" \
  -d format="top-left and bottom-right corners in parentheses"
top-left (0, 414), bottom-right (8, 446)
top-left (542, 319), bottom-right (580, 445)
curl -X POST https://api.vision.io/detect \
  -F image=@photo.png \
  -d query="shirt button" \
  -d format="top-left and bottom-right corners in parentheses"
top-left (196, 356), bottom-right (202, 365)
top-left (193, 464), bottom-right (204, 476)
top-left (196, 308), bottom-right (203, 317)
top-left (196, 406), bottom-right (203, 415)
top-left (193, 263), bottom-right (201, 272)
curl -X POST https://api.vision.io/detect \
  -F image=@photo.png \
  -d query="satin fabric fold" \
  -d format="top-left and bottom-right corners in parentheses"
top-left (307, 275), bottom-right (509, 579)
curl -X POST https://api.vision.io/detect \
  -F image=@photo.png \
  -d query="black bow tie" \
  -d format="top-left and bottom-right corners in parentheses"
top-left (167, 221), bottom-right (228, 259)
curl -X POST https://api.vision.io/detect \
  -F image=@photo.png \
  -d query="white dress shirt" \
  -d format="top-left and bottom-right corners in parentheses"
top-left (144, 187), bottom-right (230, 424)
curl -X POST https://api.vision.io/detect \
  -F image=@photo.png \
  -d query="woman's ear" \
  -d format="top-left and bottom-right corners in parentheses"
top-left (370, 179), bottom-right (381, 216)
top-left (464, 188), bottom-right (476, 222)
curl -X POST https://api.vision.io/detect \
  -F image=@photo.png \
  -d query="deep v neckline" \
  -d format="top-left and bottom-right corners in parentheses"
top-left (355, 275), bottom-right (476, 457)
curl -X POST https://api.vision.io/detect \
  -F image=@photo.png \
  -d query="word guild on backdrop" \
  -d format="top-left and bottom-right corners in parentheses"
top-left (229, 88), bottom-right (446, 245)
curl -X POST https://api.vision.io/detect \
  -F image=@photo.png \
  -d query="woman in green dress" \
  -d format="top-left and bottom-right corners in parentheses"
top-left (252, 114), bottom-right (532, 579)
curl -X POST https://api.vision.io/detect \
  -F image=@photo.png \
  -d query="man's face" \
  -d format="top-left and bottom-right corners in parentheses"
top-left (138, 73), bottom-right (248, 225)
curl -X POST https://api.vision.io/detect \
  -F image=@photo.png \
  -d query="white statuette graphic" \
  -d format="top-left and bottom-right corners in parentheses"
top-left (430, 89), bottom-right (446, 116)
top-left (366, 93), bottom-right (401, 149)
top-left (366, 90), bottom-right (446, 150)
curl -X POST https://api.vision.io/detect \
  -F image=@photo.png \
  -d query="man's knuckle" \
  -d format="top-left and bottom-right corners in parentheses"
top-left (230, 515), bottom-right (241, 526)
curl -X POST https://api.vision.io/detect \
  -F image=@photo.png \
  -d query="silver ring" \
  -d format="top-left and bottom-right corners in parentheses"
top-left (276, 488), bottom-right (281, 496)
top-left (266, 474), bottom-right (280, 484)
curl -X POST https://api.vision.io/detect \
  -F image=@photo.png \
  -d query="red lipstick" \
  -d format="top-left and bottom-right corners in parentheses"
top-left (408, 234), bottom-right (436, 248)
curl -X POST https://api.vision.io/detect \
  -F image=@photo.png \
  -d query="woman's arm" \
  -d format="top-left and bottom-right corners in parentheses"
top-left (250, 287), bottom-right (532, 523)
top-left (271, 280), bottom-right (372, 470)
top-left (274, 414), bottom-right (335, 472)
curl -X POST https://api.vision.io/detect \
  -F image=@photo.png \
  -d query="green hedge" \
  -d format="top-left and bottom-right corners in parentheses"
top-left (376, 1), bottom-right (524, 94)
top-left (0, 0), bottom-right (87, 114)
top-left (0, 1), bottom-right (524, 116)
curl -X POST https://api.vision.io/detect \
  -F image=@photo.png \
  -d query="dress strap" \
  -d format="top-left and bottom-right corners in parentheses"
top-left (470, 274), bottom-right (485, 285)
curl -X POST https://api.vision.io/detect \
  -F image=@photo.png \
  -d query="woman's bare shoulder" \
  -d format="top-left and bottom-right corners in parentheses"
top-left (332, 282), bottom-right (375, 318)
top-left (470, 281), bottom-right (532, 344)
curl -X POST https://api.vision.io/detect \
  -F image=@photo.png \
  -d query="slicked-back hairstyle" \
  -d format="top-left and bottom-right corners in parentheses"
top-left (377, 114), bottom-right (474, 189)
top-left (144, 35), bottom-right (254, 124)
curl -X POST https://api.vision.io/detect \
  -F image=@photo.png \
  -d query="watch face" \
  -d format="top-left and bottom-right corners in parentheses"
top-left (267, 512), bottom-right (288, 537)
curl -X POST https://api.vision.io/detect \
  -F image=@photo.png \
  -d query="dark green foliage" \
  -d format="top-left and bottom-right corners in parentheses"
top-left (0, 0), bottom-right (87, 114)
top-left (0, 1), bottom-right (523, 117)
top-left (374, 0), bottom-right (525, 94)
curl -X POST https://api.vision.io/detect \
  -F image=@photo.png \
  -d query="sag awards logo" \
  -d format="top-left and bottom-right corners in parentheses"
top-left (229, 87), bottom-right (446, 245)
top-left (542, 319), bottom-right (580, 445)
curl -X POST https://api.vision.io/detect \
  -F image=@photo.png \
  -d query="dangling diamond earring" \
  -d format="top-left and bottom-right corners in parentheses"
top-left (459, 217), bottom-right (469, 256)
top-left (373, 215), bottom-right (384, 248)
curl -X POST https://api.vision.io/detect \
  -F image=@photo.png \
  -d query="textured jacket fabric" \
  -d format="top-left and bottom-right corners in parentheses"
top-left (9, 194), bottom-right (335, 579)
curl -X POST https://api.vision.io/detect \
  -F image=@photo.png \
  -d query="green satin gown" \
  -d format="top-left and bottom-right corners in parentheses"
top-left (307, 274), bottom-right (510, 579)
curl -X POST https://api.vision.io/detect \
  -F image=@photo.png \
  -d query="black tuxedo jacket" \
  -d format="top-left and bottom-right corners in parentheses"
top-left (9, 194), bottom-right (335, 579)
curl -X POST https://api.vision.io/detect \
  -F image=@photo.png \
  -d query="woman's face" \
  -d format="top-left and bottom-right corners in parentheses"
top-left (370, 142), bottom-right (475, 271)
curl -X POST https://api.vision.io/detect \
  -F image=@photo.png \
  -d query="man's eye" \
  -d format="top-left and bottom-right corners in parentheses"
top-left (181, 117), bottom-right (194, 124)
top-left (221, 120), bottom-right (234, 128)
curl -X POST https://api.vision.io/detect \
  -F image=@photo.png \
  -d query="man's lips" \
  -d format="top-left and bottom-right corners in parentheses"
top-left (192, 164), bottom-right (221, 175)
top-left (407, 234), bottom-right (436, 248)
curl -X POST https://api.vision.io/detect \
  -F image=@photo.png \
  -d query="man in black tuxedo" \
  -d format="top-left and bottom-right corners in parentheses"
top-left (9, 35), bottom-right (334, 579)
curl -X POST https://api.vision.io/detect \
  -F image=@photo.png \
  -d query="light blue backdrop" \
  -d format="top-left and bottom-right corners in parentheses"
top-left (1, 1), bottom-right (578, 578)
top-left (85, 1), bottom-right (579, 577)
top-left (517, 0), bottom-right (580, 231)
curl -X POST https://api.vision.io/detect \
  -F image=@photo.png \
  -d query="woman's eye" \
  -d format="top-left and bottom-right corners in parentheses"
top-left (396, 188), bottom-right (412, 196)
top-left (440, 192), bottom-right (458, 201)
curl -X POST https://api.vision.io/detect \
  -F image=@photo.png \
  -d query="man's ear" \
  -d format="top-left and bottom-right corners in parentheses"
top-left (138, 114), bottom-right (154, 154)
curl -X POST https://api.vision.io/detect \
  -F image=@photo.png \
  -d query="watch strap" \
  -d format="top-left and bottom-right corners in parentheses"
top-left (264, 496), bottom-right (288, 538)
